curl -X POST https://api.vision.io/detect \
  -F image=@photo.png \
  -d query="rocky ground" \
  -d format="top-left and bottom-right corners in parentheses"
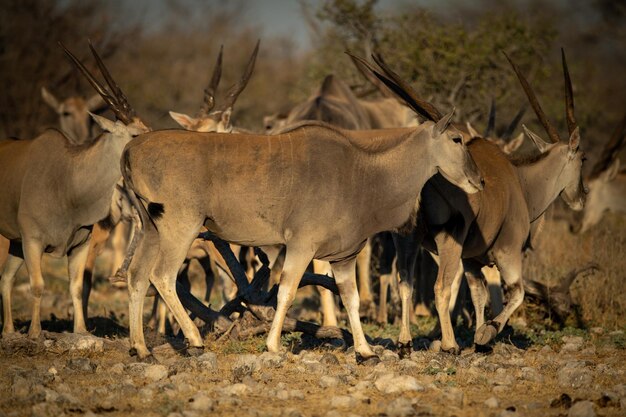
top-left (1, 324), bottom-right (624, 417)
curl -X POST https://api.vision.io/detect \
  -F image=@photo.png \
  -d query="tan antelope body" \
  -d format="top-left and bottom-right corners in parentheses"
top-left (121, 77), bottom-right (483, 360)
top-left (266, 74), bottom-right (390, 326)
top-left (149, 42), bottom-right (260, 335)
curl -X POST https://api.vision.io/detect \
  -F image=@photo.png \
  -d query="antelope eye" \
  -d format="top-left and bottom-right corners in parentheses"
top-left (62, 111), bottom-right (71, 116)
top-left (452, 136), bottom-right (462, 144)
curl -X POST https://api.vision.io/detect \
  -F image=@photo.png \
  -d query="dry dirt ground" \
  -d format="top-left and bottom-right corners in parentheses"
top-left (1, 215), bottom-right (625, 417)
top-left (0, 285), bottom-right (624, 417)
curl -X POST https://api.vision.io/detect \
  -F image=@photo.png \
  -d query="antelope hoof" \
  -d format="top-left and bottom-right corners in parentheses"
top-left (129, 347), bottom-right (153, 361)
top-left (397, 341), bottom-right (413, 358)
top-left (186, 346), bottom-right (204, 357)
top-left (28, 327), bottom-right (42, 340)
top-left (441, 345), bottom-right (461, 355)
top-left (356, 353), bottom-right (380, 366)
top-left (109, 271), bottom-right (128, 288)
top-left (475, 321), bottom-right (499, 346)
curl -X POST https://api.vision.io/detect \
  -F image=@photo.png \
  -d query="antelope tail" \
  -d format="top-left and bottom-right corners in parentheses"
top-left (120, 149), bottom-right (163, 231)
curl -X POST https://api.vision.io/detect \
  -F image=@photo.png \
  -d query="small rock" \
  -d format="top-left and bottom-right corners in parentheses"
top-left (109, 363), bottom-right (125, 375)
top-left (568, 400), bottom-right (596, 417)
top-left (381, 350), bottom-right (400, 362)
top-left (398, 359), bottom-right (418, 371)
top-left (258, 352), bottom-right (284, 369)
top-left (493, 385), bottom-right (510, 395)
top-left (143, 364), bottom-right (169, 382)
top-left (54, 333), bottom-right (104, 353)
top-left (443, 387), bottom-right (464, 407)
top-left (282, 408), bottom-right (304, 417)
top-left (220, 383), bottom-right (250, 397)
top-left (484, 397), bottom-right (499, 408)
top-left (188, 392), bottom-right (214, 411)
top-left (288, 389), bottom-right (304, 400)
top-left (558, 363), bottom-right (593, 388)
top-left (138, 387), bottom-right (154, 400)
top-left (385, 397), bottom-right (416, 417)
top-left (590, 327), bottom-right (604, 335)
top-left (197, 352), bottom-right (218, 371)
top-left (330, 395), bottom-right (357, 408)
top-left (493, 368), bottom-right (514, 386)
top-left (232, 354), bottom-right (259, 381)
top-left (375, 373), bottom-right (424, 394)
top-left (561, 336), bottom-right (585, 353)
top-left (319, 375), bottom-right (340, 388)
top-left (320, 352), bottom-right (340, 365)
top-left (352, 380), bottom-right (373, 391)
top-left (11, 375), bottom-right (31, 398)
top-left (67, 357), bottom-right (95, 373)
top-left (540, 345), bottom-right (554, 355)
top-left (276, 389), bottom-right (290, 401)
top-left (520, 366), bottom-right (544, 383)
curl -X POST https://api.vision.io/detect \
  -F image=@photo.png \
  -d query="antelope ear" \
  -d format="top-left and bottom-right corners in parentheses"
top-left (568, 126), bottom-right (580, 152)
top-left (86, 94), bottom-right (106, 112)
top-left (88, 112), bottom-right (117, 133)
top-left (466, 122), bottom-right (480, 138)
top-left (221, 107), bottom-right (232, 130)
top-left (41, 87), bottom-right (61, 112)
top-left (504, 132), bottom-right (525, 154)
top-left (169, 111), bottom-right (196, 130)
top-left (433, 107), bottom-right (455, 137)
top-left (603, 158), bottom-right (620, 182)
top-left (523, 124), bottom-right (554, 153)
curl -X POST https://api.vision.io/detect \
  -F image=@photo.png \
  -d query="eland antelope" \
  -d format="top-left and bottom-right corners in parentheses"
top-left (352, 50), bottom-right (586, 353)
top-left (410, 50), bottom-right (585, 353)
top-left (150, 41), bottom-right (260, 335)
top-left (118, 54), bottom-right (483, 361)
top-left (41, 87), bottom-right (106, 145)
top-left (0, 42), bottom-right (149, 338)
top-left (169, 41), bottom-right (259, 133)
top-left (572, 115), bottom-right (626, 233)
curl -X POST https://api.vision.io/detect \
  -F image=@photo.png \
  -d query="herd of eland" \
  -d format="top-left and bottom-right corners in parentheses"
top-left (1, 36), bottom-right (624, 364)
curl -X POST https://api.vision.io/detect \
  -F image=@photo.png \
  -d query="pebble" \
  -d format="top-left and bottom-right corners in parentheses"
top-left (330, 395), bottom-right (358, 408)
top-left (374, 373), bottom-right (424, 394)
top-left (568, 401), bottom-right (596, 417)
top-left (66, 357), bottom-right (95, 373)
top-left (561, 336), bottom-right (585, 353)
top-left (109, 362), bottom-right (125, 375)
top-left (11, 375), bottom-right (31, 399)
top-left (258, 352), bottom-right (285, 368)
top-left (484, 397), bottom-right (499, 408)
top-left (188, 392), bottom-right (214, 411)
top-left (53, 333), bottom-right (104, 353)
top-left (493, 368), bottom-right (514, 386)
top-left (232, 354), bottom-right (259, 381)
top-left (557, 363), bottom-right (593, 388)
top-left (385, 397), bottom-right (416, 417)
top-left (381, 349), bottom-right (400, 362)
top-left (520, 366), bottom-right (544, 383)
top-left (221, 383), bottom-right (250, 396)
top-left (319, 375), bottom-right (339, 388)
top-left (196, 352), bottom-right (218, 371)
top-left (442, 387), bottom-right (464, 407)
top-left (143, 364), bottom-right (169, 382)
top-left (320, 352), bottom-right (340, 365)
top-left (398, 359), bottom-right (419, 371)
